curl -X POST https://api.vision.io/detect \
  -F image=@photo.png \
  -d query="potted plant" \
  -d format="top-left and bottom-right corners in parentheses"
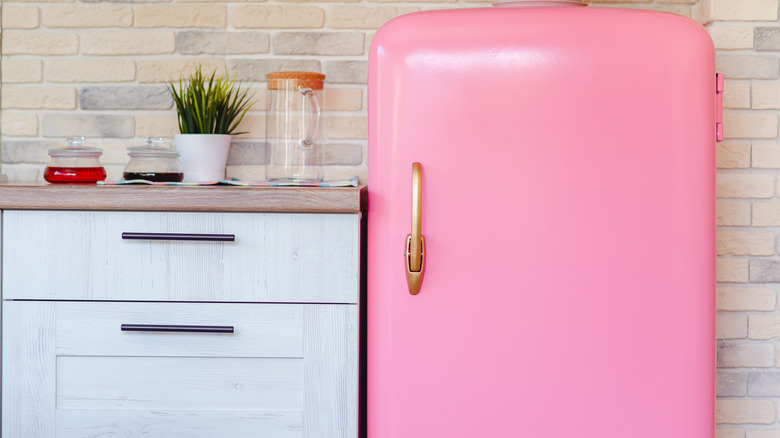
top-left (168, 67), bottom-right (255, 182)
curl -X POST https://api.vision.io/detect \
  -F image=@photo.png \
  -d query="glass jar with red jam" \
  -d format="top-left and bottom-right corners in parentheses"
top-left (44, 137), bottom-right (106, 184)
top-left (123, 137), bottom-right (184, 182)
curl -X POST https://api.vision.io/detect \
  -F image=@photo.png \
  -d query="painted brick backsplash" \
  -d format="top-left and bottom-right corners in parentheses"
top-left (3, 5), bottom-right (41, 29)
top-left (226, 141), bottom-right (267, 166)
top-left (42, 5), bottom-right (133, 28)
top-left (324, 61), bottom-right (368, 83)
top-left (757, 27), bottom-right (780, 51)
top-left (748, 431), bottom-right (780, 438)
top-left (718, 142), bottom-right (751, 168)
top-left (1, 141), bottom-right (52, 164)
top-left (712, 0), bottom-right (779, 21)
top-left (753, 82), bottom-right (780, 109)
top-left (716, 399), bottom-right (776, 424)
top-left (750, 260), bottom-right (780, 283)
top-left (718, 201), bottom-right (752, 226)
top-left (2, 32), bottom-right (79, 56)
top-left (718, 313), bottom-right (749, 339)
top-left (1, 59), bottom-right (43, 84)
top-left (718, 371), bottom-right (749, 397)
top-left (711, 25), bottom-right (755, 50)
top-left (749, 373), bottom-right (780, 396)
top-left (718, 428), bottom-right (746, 438)
top-left (230, 5), bottom-right (326, 29)
top-left (2, 87), bottom-right (76, 111)
top-left (41, 114), bottom-right (135, 138)
top-left (717, 342), bottom-right (775, 368)
top-left (177, 31), bottom-right (271, 55)
top-left (718, 173), bottom-right (777, 199)
top-left (1, 0), bottom-right (779, 433)
top-left (137, 58), bottom-right (227, 83)
top-left (1, 113), bottom-right (39, 137)
top-left (717, 286), bottom-right (777, 311)
top-left (79, 86), bottom-right (173, 110)
top-left (724, 82), bottom-right (752, 108)
top-left (227, 59), bottom-right (322, 81)
top-left (81, 31), bottom-right (177, 55)
top-left (45, 59), bottom-right (137, 83)
top-left (716, 54), bottom-right (780, 79)
top-left (272, 32), bottom-right (365, 56)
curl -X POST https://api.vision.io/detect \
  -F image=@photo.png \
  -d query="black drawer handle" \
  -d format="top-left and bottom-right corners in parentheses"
top-left (122, 232), bottom-right (235, 242)
top-left (121, 324), bottom-right (234, 334)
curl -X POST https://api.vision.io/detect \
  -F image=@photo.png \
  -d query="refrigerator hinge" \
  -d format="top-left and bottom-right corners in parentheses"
top-left (716, 73), bottom-right (724, 142)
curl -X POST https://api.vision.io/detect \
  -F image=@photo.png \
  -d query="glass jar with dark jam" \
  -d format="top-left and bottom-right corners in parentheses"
top-left (123, 138), bottom-right (184, 182)
top-left (44, 137), bottom-right (107, 184)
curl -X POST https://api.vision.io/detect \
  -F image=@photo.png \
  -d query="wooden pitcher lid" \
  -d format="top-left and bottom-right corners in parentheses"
top-left (266, 71), bottom-right (325, 90)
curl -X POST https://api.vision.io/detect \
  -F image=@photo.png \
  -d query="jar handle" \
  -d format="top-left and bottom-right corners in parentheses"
top-left (298, 86), bottom-right (320, 149)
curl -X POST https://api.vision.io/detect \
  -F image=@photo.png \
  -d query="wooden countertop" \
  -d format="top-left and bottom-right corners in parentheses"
top-left (0, 183), bottom-right (366, 213)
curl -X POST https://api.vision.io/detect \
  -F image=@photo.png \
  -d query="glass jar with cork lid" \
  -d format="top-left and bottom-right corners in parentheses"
top-left (265, 71), bottom-right (324, 182)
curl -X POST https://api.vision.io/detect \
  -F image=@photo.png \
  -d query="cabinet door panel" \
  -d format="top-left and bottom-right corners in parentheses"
top-left (55, 302), bottom-right (304, 357)
top-left (2, 301), bottom-right (358, 438)
top-left (1, 301), bottom-right (56, 437)
top-left (3, 210), bottom-right (360, 303)
top-left (56, 410), bottom-right (304, 438)
top-left (57, 356), bottom-right (303, 410)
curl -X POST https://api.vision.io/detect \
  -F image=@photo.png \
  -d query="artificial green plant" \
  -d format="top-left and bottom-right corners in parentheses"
top-left (168, 67), bottom-right (255, 135)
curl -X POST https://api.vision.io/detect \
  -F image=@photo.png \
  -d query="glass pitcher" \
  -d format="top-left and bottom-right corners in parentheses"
top-left (265, 71), bottom-right (324, 182)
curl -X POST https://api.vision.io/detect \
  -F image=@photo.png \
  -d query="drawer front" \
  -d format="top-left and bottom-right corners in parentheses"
top-left (3, 210), bottom-right (360, 303)
top-left (2, 301), bottom-right (358, 438)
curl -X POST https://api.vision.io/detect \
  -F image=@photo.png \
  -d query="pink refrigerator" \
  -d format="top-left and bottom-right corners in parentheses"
top-left (367, 1), bottom-right (718, 437)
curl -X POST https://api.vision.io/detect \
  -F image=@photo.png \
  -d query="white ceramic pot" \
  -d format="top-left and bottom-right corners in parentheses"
top-left (174, 134), bottom-right (231, 183)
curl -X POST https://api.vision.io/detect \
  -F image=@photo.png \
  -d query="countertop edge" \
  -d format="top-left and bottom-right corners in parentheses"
top-left (0, 184), bottom-right (367, 213)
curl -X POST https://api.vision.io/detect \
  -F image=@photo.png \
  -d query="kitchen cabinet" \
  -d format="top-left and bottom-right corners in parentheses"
top-left (0, 183), bottom-right (365, 438)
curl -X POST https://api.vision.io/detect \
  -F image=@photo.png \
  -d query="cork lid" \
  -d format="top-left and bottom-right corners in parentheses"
top-left (266, 71), bottom-right (325, 90)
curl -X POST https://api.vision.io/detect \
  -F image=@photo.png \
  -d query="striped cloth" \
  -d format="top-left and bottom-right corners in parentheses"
top-left (99, 176), bottom-right (359, 187)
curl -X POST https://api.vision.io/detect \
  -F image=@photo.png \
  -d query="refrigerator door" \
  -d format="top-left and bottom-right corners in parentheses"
top-left (368, 5), bottom-right (715, 438)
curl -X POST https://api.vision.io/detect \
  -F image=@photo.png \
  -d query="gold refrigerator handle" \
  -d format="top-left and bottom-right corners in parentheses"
top-left (405, 162), bottom-right (425, 295)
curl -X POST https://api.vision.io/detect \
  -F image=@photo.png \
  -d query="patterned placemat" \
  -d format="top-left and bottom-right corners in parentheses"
top-left (98, 176), bottom-right (359, 187)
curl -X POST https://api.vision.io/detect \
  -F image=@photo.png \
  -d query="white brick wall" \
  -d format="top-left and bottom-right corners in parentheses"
top-left (0, 0), bottom-right (776, 432)
top-left (706, 0), bottom-right (780, 433)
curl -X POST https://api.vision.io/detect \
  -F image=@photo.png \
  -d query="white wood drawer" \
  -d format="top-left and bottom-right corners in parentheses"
top-left (2, 301), bottom-right (358, 438)
top-left (2, 210), bottom-right (360, 303)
